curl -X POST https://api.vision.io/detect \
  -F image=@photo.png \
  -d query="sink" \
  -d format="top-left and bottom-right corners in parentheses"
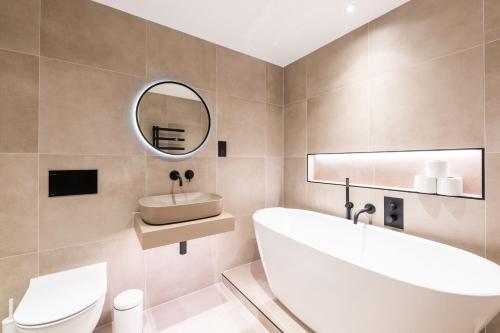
top-left (138, 192), bottom-right (223, 225)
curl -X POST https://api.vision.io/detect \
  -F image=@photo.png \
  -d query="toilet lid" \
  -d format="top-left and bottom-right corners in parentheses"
top-left (14, 262), bottom-right (107, 326)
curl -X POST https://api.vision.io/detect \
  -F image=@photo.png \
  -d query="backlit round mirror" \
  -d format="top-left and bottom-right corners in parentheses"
top-left (134, 81), bottom-right (211, 158)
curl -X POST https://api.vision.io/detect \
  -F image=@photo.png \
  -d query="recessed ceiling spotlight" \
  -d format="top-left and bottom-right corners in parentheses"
top-left (345, 3), bottom-right (357, 13)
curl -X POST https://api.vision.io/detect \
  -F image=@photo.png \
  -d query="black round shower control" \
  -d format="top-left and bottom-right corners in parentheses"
top-left (185, 169), bottom-right (195, 182)
top-left (385, 215), bottom-right (398, 224)
top-left (388, 201), bottom-right (398, 211)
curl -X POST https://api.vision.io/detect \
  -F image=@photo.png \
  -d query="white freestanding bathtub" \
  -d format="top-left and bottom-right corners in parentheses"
top-left (253, 208), bottom-right (500, 333)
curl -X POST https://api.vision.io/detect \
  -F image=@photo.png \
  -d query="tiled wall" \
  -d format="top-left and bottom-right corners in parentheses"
top-left (0, 0), bottom-right (283, 326)
top-left (283, 0), bottom-right (500, 331)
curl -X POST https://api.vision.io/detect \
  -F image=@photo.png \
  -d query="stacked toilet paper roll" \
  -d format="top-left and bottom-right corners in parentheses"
top-left (425, 160), bottom-right (449, 178)
top-left (413, 160), bottom-right (463, 196)
top-left (437, 177), bottom-right (463, 196)
top-left (413, 175), bottom-right (437, 193)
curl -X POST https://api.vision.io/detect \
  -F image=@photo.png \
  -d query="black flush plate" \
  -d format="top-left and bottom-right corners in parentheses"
top-left (49, 170), bottom-right (98, 197)
top-left (384, 196), bottom-right (404, 230)
top-left (218, 141), bottom-right (227, 157)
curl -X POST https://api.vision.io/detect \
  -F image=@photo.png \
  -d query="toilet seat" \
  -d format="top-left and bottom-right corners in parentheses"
top-left (14, 262), bottom-right (107, 327)
top-left (15, 301), bottom-right (97, 329)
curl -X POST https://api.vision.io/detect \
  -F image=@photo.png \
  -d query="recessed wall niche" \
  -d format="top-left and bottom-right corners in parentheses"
top-left (307, 148), bottom-right (484, 200)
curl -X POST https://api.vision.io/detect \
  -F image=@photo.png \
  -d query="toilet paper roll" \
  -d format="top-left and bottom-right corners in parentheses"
top-left (425, 160), bottom-right (449, 178)
top-left (414, 175), bottom-right (437, 194)
top-left (437, 177), bottom-right (463, 196)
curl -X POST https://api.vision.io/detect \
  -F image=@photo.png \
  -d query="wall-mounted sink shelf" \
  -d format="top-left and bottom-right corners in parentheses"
top-left (134, 212), bottom-right (235, 250)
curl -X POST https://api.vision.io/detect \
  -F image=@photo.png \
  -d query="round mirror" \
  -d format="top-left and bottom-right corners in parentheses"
top-left (134, 81), bottom-right (211, 158)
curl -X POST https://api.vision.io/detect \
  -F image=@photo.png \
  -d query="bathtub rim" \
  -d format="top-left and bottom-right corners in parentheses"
top-left (253, 207), bottom-right (500, 298)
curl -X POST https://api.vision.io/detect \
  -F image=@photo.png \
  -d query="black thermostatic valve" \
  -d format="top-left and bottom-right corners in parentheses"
top-left (49, 170), bottom-right (98, 197)
top-left (384, 196), bottom-right (404, 230)
top-left (218, 141), bottom-right (227, 157)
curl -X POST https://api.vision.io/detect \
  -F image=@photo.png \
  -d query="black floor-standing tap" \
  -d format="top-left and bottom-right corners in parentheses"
top-left (345, 177), bottom-right (354, 220)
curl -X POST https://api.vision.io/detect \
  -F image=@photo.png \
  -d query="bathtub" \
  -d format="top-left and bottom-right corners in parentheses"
top-left (253, 208), bottom-right (500, 333)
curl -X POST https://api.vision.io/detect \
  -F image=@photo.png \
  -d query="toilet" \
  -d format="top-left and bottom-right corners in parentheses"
top-left (13, 262), bottom-right (107, 333)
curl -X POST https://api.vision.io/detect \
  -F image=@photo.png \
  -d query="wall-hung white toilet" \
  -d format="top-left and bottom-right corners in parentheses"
top-left (13, 262), bottom-right (107, 333)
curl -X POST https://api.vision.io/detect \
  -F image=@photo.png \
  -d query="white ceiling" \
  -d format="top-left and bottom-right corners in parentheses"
top-left (93, 0), bottom-right (409, 67)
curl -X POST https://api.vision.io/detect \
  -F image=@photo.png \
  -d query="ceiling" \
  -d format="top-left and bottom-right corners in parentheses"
top-left (93, 0), bottom-right (410, 67)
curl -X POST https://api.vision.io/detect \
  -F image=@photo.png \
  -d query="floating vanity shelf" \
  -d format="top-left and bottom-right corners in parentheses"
top-left (134, 212), bottom-right (235, 250)
top-left (307, 148), bottom-right (484, 200)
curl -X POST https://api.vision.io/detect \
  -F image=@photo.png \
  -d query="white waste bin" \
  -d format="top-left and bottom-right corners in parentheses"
top-left (113, 289), bottom-right (143, 333)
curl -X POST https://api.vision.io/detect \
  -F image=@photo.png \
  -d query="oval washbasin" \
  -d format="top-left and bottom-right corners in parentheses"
top-left (138, 192), bottom-right (223, 225)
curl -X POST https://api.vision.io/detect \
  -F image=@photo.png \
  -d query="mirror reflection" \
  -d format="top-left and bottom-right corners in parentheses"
top-left (136, 82), bottom-right (210, 155)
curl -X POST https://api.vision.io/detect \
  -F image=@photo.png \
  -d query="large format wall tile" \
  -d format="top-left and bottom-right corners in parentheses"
top-left (216, 158), bottom-right (265, 216)
top-left (486, 154), bottom-right (500, 264)
top-left (284, 58), bottom-right (306, 105)
top-left (144, 237), bottom-right (216, 308)
top-left (306, 26), bottom-right (368, 97)
top-left (486, 41), bottom-right (500, 152)
top-left (284, 101), bottom-right (307, 158)
top-left (369, 0), bottom-right (483, 76)
top-left (217, 47), bottom-right (266, 102)
top-left (284, 158), bottom-right (307, 209)
top-left (267, 104), bottom-right (284, 157)
top-left (217, 95), bottom-right (266, 157)
top-left (486, 0), bottom-right (500, 43)
top-left (266, 64), bottom-right (284, 105)
top-left (0, 49), bottom-right (38, 153)
top-left (39, 58), bottom-right (145, 155)
top-left (0, 253), bottom-right (37, 319)
top-left (41, 0), bottom-right (146, 76)
top-left (147, 23), bottom-right (216, 91)
top-left (266, 158), bottom-right (284, 208)
top-left (39, 236), bottom-right (144, 324)
top-left (0, 154), bottom-right (37, 258)
top-left (215, 216), bottom-right (259, 273)
top-left (146, 156), bottom-right (216, 195)
top-left (307, 83), bottom-right (369, 153)
top-left (370, 47), bottom-right (484, 150)
top-left (0, 0), bottom-right (39, 54)
top-left (370, 190), bottom-right (485, 256)
top-left (39, 155), bottom-right (145, 250)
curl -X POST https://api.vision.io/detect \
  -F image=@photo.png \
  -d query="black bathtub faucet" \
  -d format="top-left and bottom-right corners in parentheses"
top-left (170, 170), bottom-right (183, 187)
top-left (353, 204), bottom-right (376, 224)
top-left (345, 178), bottom-right (354, 220)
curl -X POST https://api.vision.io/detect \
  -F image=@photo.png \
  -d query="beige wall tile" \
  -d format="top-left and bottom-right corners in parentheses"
top-left (486, 154), bottom-right (500, 263)
top-left (284, 58), bottom-right (306, 105)
top-left (0, 0), bottom-right (39, 54)
top-left (216, 158), bottom-right (265, 216)
top-left (217, 95), bottom-right (266, 157)
top-left (147, 23), bottom-right (216, 91)
top-left (284, 158), bottom-right (307, 209)
top-left (369, 0), bottom-right (483, 76)
top-left (266, 64), bottom-right (284, 105)
top-left (285, 101), bottom-right (307, 158)
top-left (0, 154), bottom-right (37, 258)
top-left (486, 0), bottom-right (500, 43)
top-left (306, 26), bottom-right (368, 97)
top-left (146, 156), bottom-right (216, 196)
top-left (370, 190), bottom-right (485, 256)
top-left (39, 155), bottom-right (145, 251)
top-left (0, 49), bottom-right (38, 153)
top-left (486, 41), bottom-right (500, 152)
top-left (307, 83), bottom-right (369, 153)
top-left (41, 0), bottom-right (146, 76)
top-left (217, 47), bottom-right (266, 102)
top-left (370, 47), bottom-right (484, 150)
top-left (39, 236), bottom-right (144, 324)
top-left (0, 253), bottom-right (37, 319)
top-left (267, 104), bottom-right (284, 157)
top-left (39, 58), bottom-right (145, 155)
top-left (144, 237), bottom-right (216, 308)
top-left (307, 183), bottom-right (371, 220)
top-left (266, 158), bottom-right (284, 208)
top-left (215, 216), bottom-right (259, 273)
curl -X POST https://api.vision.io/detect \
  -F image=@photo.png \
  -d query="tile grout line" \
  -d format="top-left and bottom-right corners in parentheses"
top-left (482, 0), bottom-right (487, 261)
top-left (37, 0), bottom-right (41, 278)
